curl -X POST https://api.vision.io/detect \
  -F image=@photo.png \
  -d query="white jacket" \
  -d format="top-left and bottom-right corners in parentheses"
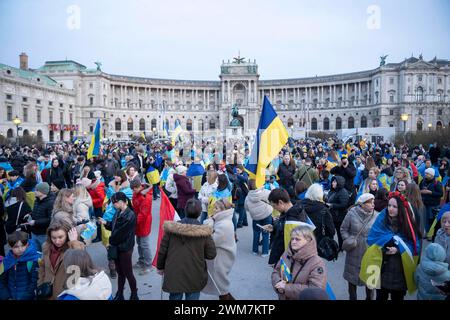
top-left (73, 196), bottom-right (93, 224)
top-left (164, 169), bottom-right (178, 199)
top-left (198, 181), bottom-right (218, 212)
top-left (58, 271), bottom-right (112, 300)
top-left (244, 188), bottom-right (273, 221)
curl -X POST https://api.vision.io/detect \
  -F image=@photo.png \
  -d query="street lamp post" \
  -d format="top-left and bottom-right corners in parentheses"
top-left (400, 114), bottom-right (409, 144)
top-left (12, 116), bottom-right (21, 146)
top-left (428, 123), bottom-right (432, 131)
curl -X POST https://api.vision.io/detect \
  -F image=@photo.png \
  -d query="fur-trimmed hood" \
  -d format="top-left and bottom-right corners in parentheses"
top-left (163, 220), bottom-right (213, 238)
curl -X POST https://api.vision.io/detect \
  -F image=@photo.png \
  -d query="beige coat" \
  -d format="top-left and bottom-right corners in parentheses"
top-left (38, 240), bottom-right (85, 300)
top-left (271, 238), bottom-right (326, 300)
top-left (340, 205), bottom-right (378, 286)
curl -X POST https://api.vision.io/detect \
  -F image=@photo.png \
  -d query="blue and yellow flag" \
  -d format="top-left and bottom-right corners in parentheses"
top-left (141, 132), bottom-right (146, 141)
top-left (162, 121), bottom-right (170, 138)
top-left (245, 96), bottom-right (289, 188)
top-left (172, 119), bottom-right (183, 145)
top-left (360, 209), bottom-right (420, 295)
top-left (87, 119), bottom-right (101, 160)
top-left (187, 163), bottom-right (205, 192)
top-left (280, 258), bottom-right (292, 282)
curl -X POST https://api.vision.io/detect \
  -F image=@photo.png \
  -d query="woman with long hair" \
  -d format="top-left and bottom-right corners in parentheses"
top-left (38, 220), bottom-right (85, 300)
top-left (52, 188), bottom-right (75, 226)
top-left (73, 183), bottom-right (93, 233)
top-left (404, 183), bottom-right (426, 237)
top-left (360, 191), bottom-right (421, 301)
top-left (45, 159), bottom-right (66, 192)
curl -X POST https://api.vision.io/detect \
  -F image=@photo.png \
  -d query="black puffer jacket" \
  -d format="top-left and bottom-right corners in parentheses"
top-left (45, 167), bottom-right (66, 190)
top-left (268, 204), bottom-right (308, 265)
top-left (106, 206), bottom-right (136, 252)
top-left (326, 176), bottom-right (350, 224)
top-left (300, 199), bottom-right (335, 245)
top-left (30, 193), bottom-right (55, 235)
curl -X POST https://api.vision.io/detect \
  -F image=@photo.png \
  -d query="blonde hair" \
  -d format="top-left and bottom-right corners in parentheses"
top-left (214, 199), bottom-right (233, 212)
top-left (291, 225), bottom-right (315, 242)
top-left (53, 188), bottom-right (74, 214)
top-left (74, 183), bottom-right (90, 200)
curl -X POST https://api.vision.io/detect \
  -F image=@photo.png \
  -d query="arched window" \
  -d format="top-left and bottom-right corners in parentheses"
top-left (37, 130), bottom-right (43, 138)
top-left (437, 121), bottom-right (443, 130)
top-left (151, 119), bottom-right (157, 131)
top-left (186, 119), bottom-right (193, 131)
top-left (287, 118), bottom-right (294, 128)
top-left (127, 118), bottom-right (133, 131)
top-left (415, 87), bottom-right (424, 102)
top-left (348, 117), bottom-right (355, 129)
top-left (7, 129), bottom-right (14, 138)
top-left (198, 119), bottom-right (204, 131)
top-left (23, 129), bottom-right (29, 136)
top-left (139, 118), bottom-right (145, 131)
top-left (335, 117), bottom-right (342, 130)
top-left (209, 119), bottom-right (216, 130)
top-left (115, 118), bottom-right (121, 131)
top-left (49, 130), bottom-right (54, 142)
top-left (311, 118), bottom-right (317, 131)
top-left (323, 117), bottom-right (329, 130)
top-left (417, 121), bottom-right (423, 131)
top-left (361, 116), bottom-right (367, 128)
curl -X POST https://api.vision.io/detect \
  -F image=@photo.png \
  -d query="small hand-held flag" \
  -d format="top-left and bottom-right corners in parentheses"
top-left (87, 119), bottom-right (101, 160)
top-left (279, 257), bottom-right (292, 282)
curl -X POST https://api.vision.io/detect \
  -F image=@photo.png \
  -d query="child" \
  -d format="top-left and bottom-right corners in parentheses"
top-left (0, 231), bottom-right (40, 300)
top-left (415, 243), bottom-right (450, 300)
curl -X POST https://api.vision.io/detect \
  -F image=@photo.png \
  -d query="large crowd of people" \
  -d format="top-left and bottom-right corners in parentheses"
top-left (0, 135), bottom-right (449, 300)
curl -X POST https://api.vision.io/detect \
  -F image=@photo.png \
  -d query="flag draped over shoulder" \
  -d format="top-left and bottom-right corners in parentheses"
top-left (87, 119), bottom-right (101, 160)
top-left (359, 209), bottom-right (420, 294)
top-left (427, 202), bottom-right (450, 239)
top-left (152, 187), bottom-right (180, 268)
top-left (146, 166), bottom-right (160, 185)
top-left (245, 96), bottom-right (289, 188)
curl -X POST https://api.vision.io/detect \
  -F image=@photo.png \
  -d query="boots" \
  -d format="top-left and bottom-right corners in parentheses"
top-left (109, 260), bottom-right (117, 279)
top-left (130, 291), bottom-right (139, 300)
top-left (113, 291), bottom-right (125, 300)
top-left (219, 293), bottom-right (235, 300)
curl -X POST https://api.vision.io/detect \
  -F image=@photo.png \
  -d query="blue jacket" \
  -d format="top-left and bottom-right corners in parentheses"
top-left (415, 243), bottom-right (450, 300)
top-left (0, 242), bottom-right (40, 300)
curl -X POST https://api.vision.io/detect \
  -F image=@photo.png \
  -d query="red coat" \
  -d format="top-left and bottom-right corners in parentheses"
top-left (132, 191), bottom-right (153, 237)
top-left (88, 181), bottom-right (106, 209)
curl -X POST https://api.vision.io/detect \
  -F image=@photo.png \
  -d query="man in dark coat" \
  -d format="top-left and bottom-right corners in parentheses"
top-left (266, 188), bottom-right (309, 265)
top-left (157, 198), bottom-right (216, 300)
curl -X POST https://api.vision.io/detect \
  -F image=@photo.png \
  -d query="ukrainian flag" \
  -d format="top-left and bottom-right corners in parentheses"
top-left (360, 209), bottom-right (420, 294)
top-left (162, 121), bottom-right (170, 138)
top-left (172, 119), bottom-right (183, 145)
top-left (245, 96), bottom-right (289, 188)
top-left (87, 119), bottom-right (101, 160)
top-left (187, 163), bottom-right (205, 192)
top-left (279, 258), bottom-right (292, 282)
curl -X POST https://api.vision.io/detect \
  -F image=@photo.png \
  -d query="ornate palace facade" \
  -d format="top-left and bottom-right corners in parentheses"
top-left (1, 53), bottom-right (449, 141)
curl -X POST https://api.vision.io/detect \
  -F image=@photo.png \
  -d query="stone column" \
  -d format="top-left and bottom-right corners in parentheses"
top-left (227, 81), bottom-right (231, 103)
top-left (367, 82), bottom-right (371, 105)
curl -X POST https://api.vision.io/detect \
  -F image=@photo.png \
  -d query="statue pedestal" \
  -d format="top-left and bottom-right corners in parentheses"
top-left (226, 127), bottom-right (243, 140)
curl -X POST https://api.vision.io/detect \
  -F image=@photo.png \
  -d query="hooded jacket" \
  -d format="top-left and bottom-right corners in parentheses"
top-left (0, 242), bottom-right (40, 300)
top-left (415, 243), bottom-right (450, 300)
top-left (326, 176), bottom-right (350, 223)
top-left (58, 271), bottom-right (113, 300)
top-left (435, 228), bottom-right (450, 266)
top-left (202, 209), bottom-right (237, 296)
top-left (157, 219), bottom-right (216, 293)
top-left (272, 238), bottom-right (327, 300)
top-left (244, 188), bottom-right (273, 221)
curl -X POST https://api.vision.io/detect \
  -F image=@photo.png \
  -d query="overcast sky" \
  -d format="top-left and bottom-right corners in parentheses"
top-left (1, 0), bottom-right (449, 80)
